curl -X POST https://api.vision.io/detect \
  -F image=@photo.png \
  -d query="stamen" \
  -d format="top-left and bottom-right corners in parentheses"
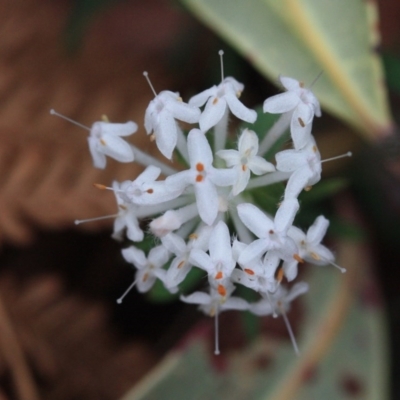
top-left (188, 233), bottom-right (198, 240)
top-left (310, 70), bottom-right (324, 89)
top-left (275, 266), bottom-right (284, 283)
top-left (212, 97), bottom-right (219, 105)
top-left (279, 303), bottom-right (300, 356)
top-left (74, 214), bottom-right (119, 225)
top-left (143, 71), bottom-right (158, 97)
top-left (265, 290), bottom-right (278, 318)
top-left (328, 260), bottom-right (347, 273)
top-left (320, 152), bottom-right (352, 164)
top-left (177, 261), bottom-right (185, 269)
top-left (217, 284), bottom-right (226, 297)
top-left (215, 271), bottom-right (223, 280)
top-left (50, 109), bottom-right (91, 131)
top-left (218, 49), bottom-right (224, 82)
top-left (116, 279), bottom-right (137, 304)
top-left (93, 183), bottom-right (125, 193)
top-left (298, 117), bottom-right (305, 127)
top-left (244, 268), bottom-right (254, 275)
top-left (196, 163), bottom-right (204, 172)
top-left (101, 114), bottom-right (109, 122)
top-left (214, 307), bottom-right (220, 355)
top-left (293, 254), bottom-right (305, 263)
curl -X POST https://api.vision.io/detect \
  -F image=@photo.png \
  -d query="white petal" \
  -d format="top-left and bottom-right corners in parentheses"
top-left (100, 134), bottom-right (134, 162)
top-left (92, 121), bottom-right (137, 137)
top-left (263, 92), bottom-right (299, 114)
top-left (225, 92), bottom-right (257, 123)
top-left (286, 282), bottom-right (309, 302)
top-left (238, 238), bottom-right (268, 265)
top-left (290, 116), bottom-right (312, 150)
top-left (216, 149), bottom-right (240, 167)
top-left (124, 216), bottom-right (144, 242)
top-left (148, 245), bottom-right (170, 267)
top-left (274, 199), bottom-right (299, 233)
top-left (88, 137), bottom-right (106, 169)
top-left (165, 170), bottom-right (193, 194)
top-left (237, 203), bottom-right (273, 239)
top-left (156, 111), bottom-right (178, 159)
top-left (161, 233), bottom-right (187, 255)
top-left (187, 129), bottom-right (213, 168)
top-left (122, 246), bottom-right (147, 269)
top-left (222, 297), bottom-right (249, 311)
top-left (232, 168), bottom-right (250, 196)
top-left (189, 86), bottom-right (217, 107)
top-left (189, 248), bottom-right (213, 272)
top-left (181, 291), bottom-right (211, 305)
top-left (307, 215), bottom-right (329, 244)
top-left (248, 156), bottom-right (275, 175)
top-left (275, 149), bottom-right (307, 172)
top-left (284, 168), bottom-right (313, 199)
top-left (167, 100), bottom-right (201, 124)
top-left (238, 129), bottom-right (259, 156)
top-left (209, 167), bottom-right (237, 187)
top-left (209, 221), bottom-right (232, 265)
top-left (195, 179), bottom-right (218, 225)
top-left (279, 76), bottom-right (301, 91)
top-left (199, 97), bottom-right (227, 132)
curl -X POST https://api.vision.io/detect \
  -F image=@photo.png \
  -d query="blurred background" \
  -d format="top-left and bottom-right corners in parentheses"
top-left (0, 0), bottom-right (400, 399)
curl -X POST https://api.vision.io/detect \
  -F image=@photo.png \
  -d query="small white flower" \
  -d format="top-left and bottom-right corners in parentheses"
top-left (181, 287), bottom-right (249, 316)
top-left (112, 181), bottom-right (144, 242)
top-left (288, 216), bottom-right (335, 266)
top-left (122, 165), bottom-right (181, 205)
top-left (237, 200), bottom-right (300, 266)
top-left (263, 76), bottom-right (321, 149)
top-left (217, 129), bottom-right (275, 195)
top-left (121, 245), bottom-right (171, 293)
top-left (189, 221), bottom-right (236, 294)
top-left (88, 121), bottom-right (137, 169)
top-left (166, 129), bottom-right (237, 225)
top-left (189, 77), bottom-right (257, 132)
top-left (145, 91), bottom-right (200, 159)
top-left (275, 136), bottom-right (321, 199)
top-left (249, 282), bottom-right (309, 316)
top-left (161, 225), bottom-right (212, 288)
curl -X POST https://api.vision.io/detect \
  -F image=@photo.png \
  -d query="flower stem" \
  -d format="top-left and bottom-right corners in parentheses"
top-left (214, 108), bottom-right (229, 154)
top-left (258, 112), bottom-right (291, 156)
top-left (246, 171), bottom-right (291, 190)
top-left (130, 145), bottom-right (178, 176)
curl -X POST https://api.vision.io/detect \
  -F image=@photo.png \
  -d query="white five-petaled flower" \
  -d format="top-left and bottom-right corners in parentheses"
top-left (112, 180), bottom-right (144, 242)
top-left (121, 245), bottom-right (172, 293)
top-left (189, 221), bottom-right (236, 296)
top-left (161, 225), bottom-right (212, 288)
top-left (166, 129), bottom-right (237, 225)
top-left (237, 200), bottom-right (300, 266)
top-left (217, 129), bottom-right (275, 195)
top-left (263, 76), bottom-right (321, 150)
top-left (122, 165), bottom-right (180, 206)
top-left (144, 91), bottom-right (200, 159)
top-left (181, 286), bottom-right (249, 317)
top-left (189, 77), bottom-right (257, 133)
top-left (288, 215), bottom-right (335, 266)
top-left (249, 282), bottom-right (309, 316)
top-left (88, 121), bottom-right (137, 169)
top-left (275, 136), bottom-right (322, 199)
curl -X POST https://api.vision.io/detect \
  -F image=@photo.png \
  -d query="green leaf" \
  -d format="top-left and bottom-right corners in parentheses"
top-left (180, 0), bottom-right (393, 140)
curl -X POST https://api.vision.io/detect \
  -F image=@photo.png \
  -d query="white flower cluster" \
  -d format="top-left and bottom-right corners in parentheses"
top-left (60, 70), bottom-right (347, 355)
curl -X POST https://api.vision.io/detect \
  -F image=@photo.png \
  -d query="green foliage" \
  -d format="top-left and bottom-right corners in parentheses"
top-left (180, 0), bottom-right (392, 139)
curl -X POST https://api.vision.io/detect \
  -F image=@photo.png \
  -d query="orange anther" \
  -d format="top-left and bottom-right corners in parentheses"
top-left (217, 284), bottom-right (226, 297)
top-left (312, 145), bottom-right (317, 153)
top-left (100, 138), bottom-right (107, 146)
top-left (196, 163), bottom-right (205, 172)
top-left (298, 117), bottom-right (305, 128)
top-left (310, 252), bottom-right (321, 260)
top-left (304, 186), bottom-right (312, 191)
top-left (269, 229), bottom-right (274, 234)
top-left (275, 267), bottom-right (284, 282)
top-left (242, 164), bottom-right (247, 172)
top-left (188, 233), bottom-right (198, 240)
top-left (142, 273), bottom-right (149, 282)
top-left (213, 97), bottom-right (219, 105)
top-left (146, 188), bottom-right (154, 194)
top-left (119, 204), bottom-right (127, 210)
top-left (215, 271), bottom-right (223, 280)
top-left (93, 183), bottom-right (107, 190)
top-left (177, 261), bottom-right (185, 269)
top-left (196, 175), bottom-right (204, 182)
top-left (244, 268), bottom-right (254, 275)
top-left (293, 254), bottom-right (304, 263)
